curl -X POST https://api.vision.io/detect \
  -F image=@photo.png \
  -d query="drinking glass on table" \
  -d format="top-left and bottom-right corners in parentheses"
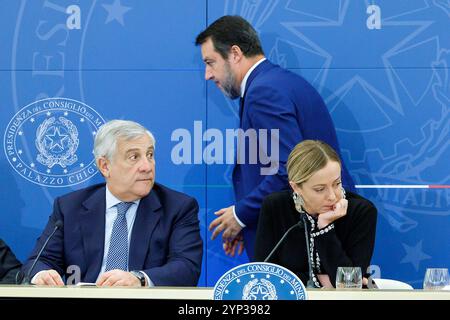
top-left (423, 268), bottom-right (450, 290)
top-left (336, 267), bottom-right (362, 289)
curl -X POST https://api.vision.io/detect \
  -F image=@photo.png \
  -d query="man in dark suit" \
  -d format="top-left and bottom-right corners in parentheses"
top-left (196, 15), bottom-right (354, 260)
top-left (0, 239), bottom-right (22, 284)
top-left (22, 120), bottom-right (202, 286)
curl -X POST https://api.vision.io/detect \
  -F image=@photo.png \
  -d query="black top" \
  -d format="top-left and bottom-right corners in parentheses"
top-left (254, 190), bottom-right (377, 287)
top-left (0, 238), bottom-right (22, 284)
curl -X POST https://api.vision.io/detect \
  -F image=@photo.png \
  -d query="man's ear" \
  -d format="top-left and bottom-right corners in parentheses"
top-left (96, 157), bottom-right (110, 178)
top-left (229, 45), bottom-right (244, 63)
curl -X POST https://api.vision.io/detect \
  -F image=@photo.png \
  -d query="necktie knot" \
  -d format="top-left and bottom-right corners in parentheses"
top-left (116, 202), bottom-right (133, 216)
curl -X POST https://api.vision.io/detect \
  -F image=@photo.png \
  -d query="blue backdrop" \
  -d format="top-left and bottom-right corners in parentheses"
top-left (0, 0), bottom-right (448, 288)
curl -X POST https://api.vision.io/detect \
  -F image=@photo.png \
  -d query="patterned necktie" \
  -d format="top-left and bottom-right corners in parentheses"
top-left (104, 202), bottom-right (133, 272)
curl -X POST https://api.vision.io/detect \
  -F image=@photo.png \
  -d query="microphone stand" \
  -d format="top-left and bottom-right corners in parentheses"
top-left (22, 221), bottom-right (62, 284)
top-left (264, 221), bottom-right (303, 263)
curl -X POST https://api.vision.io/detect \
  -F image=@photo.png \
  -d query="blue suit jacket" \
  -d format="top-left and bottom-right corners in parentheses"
top-left (22, 183), bottom-right (203, 286)
top-left (233, 60), bottom-right (355, 259)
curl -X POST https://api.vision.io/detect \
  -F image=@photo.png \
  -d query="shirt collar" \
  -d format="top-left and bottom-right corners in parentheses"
top-left (240, 57), bottom-right (266, 98)
top-left (105, 185), bottom-right (140, 210)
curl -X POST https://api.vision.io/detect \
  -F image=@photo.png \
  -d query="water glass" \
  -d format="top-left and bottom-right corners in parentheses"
top-left (423, 268), bottom-right (450, 290)
top-left (336, 267), bottom-right (362, 289)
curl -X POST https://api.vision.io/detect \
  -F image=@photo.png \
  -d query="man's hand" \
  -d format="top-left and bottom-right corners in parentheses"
top-left (96, 270), bottom-right (142, 287)
top-left (209, 206), bottom-right (242, 241)
top-left (223, 233), bottom-right (245, 257)
top-left (317, 198), bottom-right (348, 229)
top-left (32, 269), bottom-right (64, 286)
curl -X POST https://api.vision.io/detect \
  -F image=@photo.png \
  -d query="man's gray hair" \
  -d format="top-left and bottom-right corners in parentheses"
top-left (93, 120), bottom-right (155, 161)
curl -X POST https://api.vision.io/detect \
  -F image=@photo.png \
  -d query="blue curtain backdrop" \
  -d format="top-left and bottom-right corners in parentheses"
top-left (0, 1), bottom-right (448, 288)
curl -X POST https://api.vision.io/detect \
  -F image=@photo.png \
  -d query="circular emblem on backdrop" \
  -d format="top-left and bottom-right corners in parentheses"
top-left (3, 98), bottom-right (105, 187)
top-left (213, 262), bottom-right (308, 300)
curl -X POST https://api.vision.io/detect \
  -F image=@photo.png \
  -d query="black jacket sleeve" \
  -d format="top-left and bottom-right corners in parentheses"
top-left (254, 195), bottom-right (277, 263)
top-left (0, 239), bottom-right (22, 284)
top-left (314, 194), bottom-right (378, 286)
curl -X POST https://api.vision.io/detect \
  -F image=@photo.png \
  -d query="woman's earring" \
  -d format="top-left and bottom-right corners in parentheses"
top-left (341, 187), bottom-right (346, 199)
top-left (293, 192), bottom-right (305, 213)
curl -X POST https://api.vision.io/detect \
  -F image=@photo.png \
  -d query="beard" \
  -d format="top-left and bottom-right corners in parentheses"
top-left (220, 62), bottom-right (241, 100)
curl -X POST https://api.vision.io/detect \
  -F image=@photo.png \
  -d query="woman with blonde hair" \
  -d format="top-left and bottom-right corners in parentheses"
top-left (254, 140), bottom-right (377, 288)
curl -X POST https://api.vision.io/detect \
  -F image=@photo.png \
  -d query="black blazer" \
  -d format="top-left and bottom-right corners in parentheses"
top-left (0, 239), bottom-right (22, 284)
top-left (254, 190), bottom-right (377, 287)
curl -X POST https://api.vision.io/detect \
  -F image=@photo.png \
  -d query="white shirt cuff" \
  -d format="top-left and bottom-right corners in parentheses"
top-left (141, 271), bottom-right (154, 287)
top-left (232, 205), bottom-right (246, 228)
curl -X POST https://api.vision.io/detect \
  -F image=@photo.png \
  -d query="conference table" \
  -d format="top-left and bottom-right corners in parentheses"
top-left (1, 285), bottom-right (450, 300)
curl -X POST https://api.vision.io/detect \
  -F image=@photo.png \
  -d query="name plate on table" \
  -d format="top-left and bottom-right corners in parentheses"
top-left (213, 262), bottom-right (307, 300)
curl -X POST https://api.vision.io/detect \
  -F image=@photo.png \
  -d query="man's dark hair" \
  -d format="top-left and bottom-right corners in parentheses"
top-left (195, 15), bottom-right (264, 59)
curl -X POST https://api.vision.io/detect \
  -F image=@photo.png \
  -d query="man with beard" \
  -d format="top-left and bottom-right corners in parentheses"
top-left (196, 15), bottom-right (354, 260)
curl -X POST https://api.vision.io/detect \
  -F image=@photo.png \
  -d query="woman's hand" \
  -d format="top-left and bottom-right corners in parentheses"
top-left (317, 198), bottom-right (348, 229)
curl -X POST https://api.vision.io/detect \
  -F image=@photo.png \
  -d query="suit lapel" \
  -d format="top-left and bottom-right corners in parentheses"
top-left (79, 186), bottom-right (106, 281)
top-left (241, 59), bottom-right (273, 105)
top-left (128, 189), bottom-right (162, 271)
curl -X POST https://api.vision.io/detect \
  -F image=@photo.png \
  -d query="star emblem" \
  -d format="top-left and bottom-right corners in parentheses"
top-left (248, 282), bottom-right (272, 300)
top-left (102, 0), bottom-right (132, 26)
top-left (400, 240), bottom-right (431, 271)
top-left (45, 127), bottom-right (68, 152)
top-left (282, 0), bottom-right (431, 119)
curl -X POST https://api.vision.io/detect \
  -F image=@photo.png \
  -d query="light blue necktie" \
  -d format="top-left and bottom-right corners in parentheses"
top-left (104, 202), bottom-right (133, 271)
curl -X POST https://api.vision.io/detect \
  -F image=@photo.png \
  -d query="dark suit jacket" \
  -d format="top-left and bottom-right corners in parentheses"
top-left (22, 183), bottom-right (203, 286)
top-left (233, 59), bottom-right (354, 259)
top-left (0, 239), bottom-right (22, 284)
top-left (254, 190), bottom-right (377, 287)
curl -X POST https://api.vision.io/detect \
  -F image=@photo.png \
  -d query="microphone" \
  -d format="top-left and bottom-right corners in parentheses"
top-left (22, 220), bottom-right (63, 284)
top-left (302, 213), bottom-right (315, 288)
top-left (264, 220), bottom-right (303, 262)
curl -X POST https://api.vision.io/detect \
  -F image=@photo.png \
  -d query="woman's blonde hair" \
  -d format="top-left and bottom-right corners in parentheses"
top-left (287, 140), bottom-right (341, 186)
